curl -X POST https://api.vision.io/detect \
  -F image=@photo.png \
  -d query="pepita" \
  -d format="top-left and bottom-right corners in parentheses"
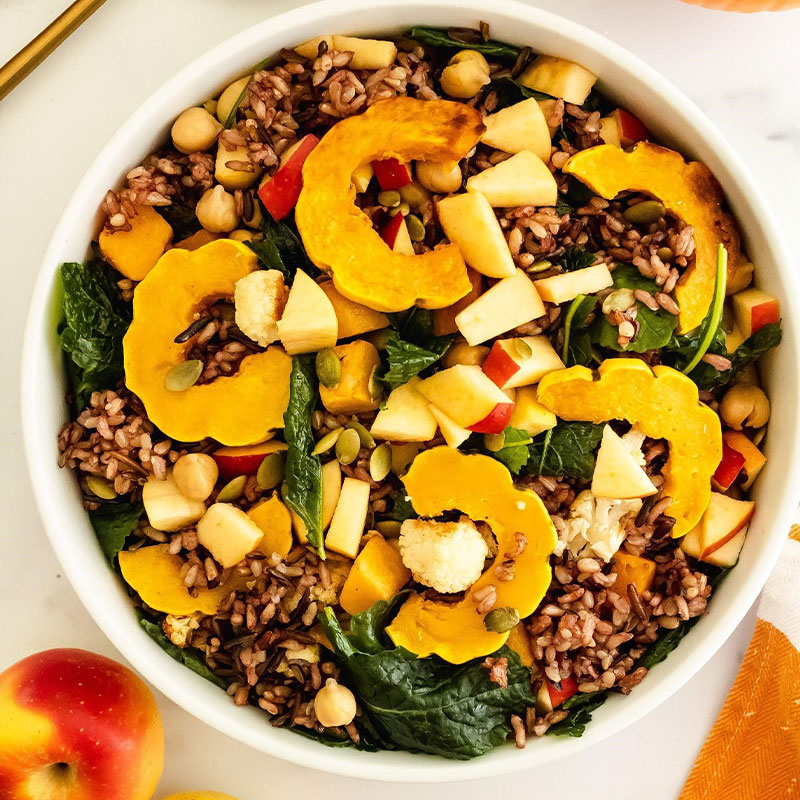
top-left (405, 214), bottom-right (426, 242)
top-left (369, 443), bottom-right (392, 482)
top-left (483, 606), bottom-right (520, 633)
top-left (656, 246), bottom-right (674, 262)
top-left (164, 359), bottom-right (203, 392)
top-left (375, 519), bottom-right (402, 538)
top-left (86, 475), bottom-right (117, 500)
top-left (217, 474), bottom-right (247, 503)
top-left (315, 348), bottom-right (342, 389)
top-left (483, 432), bottom-right (506, 452)
top-left (311, 427), bottom-right (344, 456)
top-left (601, 288), bottom-right (636, 315)
top-left (527, 259), bottom-right (552, 273)
top-left (512, 338), bottom-right (532, 359)
top-left (388, 201), bottom-right (410, 217)
top-left (257, 452), bottom-right (285, 490)
top-left (623, 200), bottom-right (665, 225)
top-left (377, 189), bottom-right (401, 208)
top-left (348, 419), bottom-right (375, 449)
top-left (335, 428), bottom-right (361, 465)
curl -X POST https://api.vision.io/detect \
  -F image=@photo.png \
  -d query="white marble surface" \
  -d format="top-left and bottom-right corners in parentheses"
top-left (1, 1), bottom-right (799, 797)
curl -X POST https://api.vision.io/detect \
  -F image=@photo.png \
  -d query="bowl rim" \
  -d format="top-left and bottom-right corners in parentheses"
top-left (21, 0), bottom-right (800, 782)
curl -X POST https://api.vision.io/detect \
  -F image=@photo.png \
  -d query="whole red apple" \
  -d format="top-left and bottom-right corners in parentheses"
top-left (0, 648), bottom-right (163, 800)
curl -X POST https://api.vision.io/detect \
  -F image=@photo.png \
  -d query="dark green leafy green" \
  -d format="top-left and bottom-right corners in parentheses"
top-left (318, 606), bottom-right (535, 759)
top-left (557, 246), bottom-right (597, 272)
top-left (247, 213), bottom-right (316, 283)
top-left (379, 331), bottom-right (452, 391)
top-left (527, 422), bottom-right (604, 480)
top-left (548, 691), bottom-right (608, 737)
top-left (562, 294), bottom-right (598, 367)
top-left (561, 175), bottom-right (595, 208)
top-left (138, 615), bottom-right (228, 689)
top-left (488, 77), bottom-right (551, 108)
top-left (486, 427), bottom-right (533, 474)
top-left (405, 26), bottom-right (520, 59)
top-left (555, 196), bottom-right (573, 216)
top-left (347, 595), bottom-right (409, 655)
top-left (89, 502), bottom-right (143, 562)
top-left (58, 260), bottom-right (132, 409)
top-left (155, 203), bottom-right (202, 241)
top-left (283, 356), bottom-right (324, 556)
top-left (388, 489), bottom-right (417, 522)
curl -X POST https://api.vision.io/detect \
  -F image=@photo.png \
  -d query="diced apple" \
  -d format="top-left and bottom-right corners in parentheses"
top-left (370, 377), bottom-right (439, 442)
top-left (325, 477), bottom-right (371, 559)
top-left (428, 404), bottom-right (472, 448)
top-left (481, 98), bottom-right (551, 161)
top-left (536, 99), bottom-right (559, 136)
top-left (142, 472), bottom-right (206, 533)
top-left (456, 269), bottom-right (546, 346)
top-left (466, 150), bottom-right (557, 208)
top-left (293, 458), bottom-right (342, 544)
top-left (725, 322), bottom-right (746, 354)
top-left (592, 425), bottom-right (657, 499)
top-left (598, 115), bottom-right (621, 147)
top-left (277, 269), bottom-right (338, 354)
top-left (212, 440), bottom-right (287, 481)
top-left (712, 440), bottom-right (746, 492)
top-left (351, 162), bottom-right (374, 193)
top-left (416, 365), bottom-right (514, 432)
top-left (509, 386), bottom-right (557, 436)
top-left (702, 527), bottom-right (747, 567)
top-left (732, 288), bottom-right (780, 338)
top-left (215, 143), bottom-right (262, 190)
top-left (437, 193), bottom-right (515, 279)
top-left (433, 270), bottom-right (483, 336)
top-left (197, 503), bottom-right (264, 568)
top-left (482, 335), bottom-right (565, 390)
top-left (257, 134), bottom-right (319, 220)
top-left (608, 108), bottom-right (649, 148)
top-left (319, 280), bottom-right (388, 339)
top-left (379, 213), bottom-right (415, 255)
top-left (686, 491), bottom-right (755, 560)
top-left (518, 55), bottom-right (597, 105)
top-left (534, 264), bottom-right (613, 305)
top-left (441, 340), bottom-right (490, 368)
top-left (372, 157), bottom-right (412, 190)
top-left (332, 35), bottom-right (397, 70)
top-left (547, 675), bottom-right (579, 708)
top-left (294, 35), bottom-right (332, 59)
top-left (723, 430), bottom-right (766, 491)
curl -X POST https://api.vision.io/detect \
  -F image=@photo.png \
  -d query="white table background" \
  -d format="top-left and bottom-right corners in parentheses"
top-left (1, 1), bottom-right (799, 797)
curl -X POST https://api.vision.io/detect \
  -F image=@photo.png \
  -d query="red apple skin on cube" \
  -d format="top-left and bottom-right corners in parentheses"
top-left (257, 134), bottom-right (319, 220)
top-left (610, 108), bottom-right (648, 147)
top-left (732, 288), bottom-right (780, 338)
top-left (0, 649), bottom-right (163, 800)
top-left (379, 212), bottom-right (404, 248)
top-left (482, 342), bottom-right (518, 389)
top-left (213, 441), bottom-right (287, 480)
top-left (482, 336), bottom-right (564, 390)
top-left (547, 675), bottom-right (579, 707)
top-left (712, 441), bottom-right (746, 491)
top-left (467, 401), bottom-right (515, 434)
top-left (372, 157), bottom-right (412, 190)
top-left (700, 492), bottom-right (755, 559)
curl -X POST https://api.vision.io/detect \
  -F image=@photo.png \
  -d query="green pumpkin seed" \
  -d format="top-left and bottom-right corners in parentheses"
top-left (405, 214), bottom-right (426, 242)
top-left (512, 338), bottom-right (532, 359)
top-left (601, 288), bottom-right (636, 315)
top-left (657, 246), bottom-right (674, 262)
top-left (375, 519), bottom-right (402, 538)
top-left (311, 427), bottom-right (344, 456)
top-left (369, 443), bottom-right (392, 482)
top-left (388, 201), bottom-right (410, 217)
top-left (315, 348), bottom-right (342, 389)
top-left (526, 259), bottom-right (552, 273)
top-left (483, 606), bottom-right (520, 633)
top-left (217, 474), bottom-right (247, 502)
top-left (623, 200), bottom-right (665, 225)
top-left (483, 432), bottom-right (506, 452)
top-left (86, 475), bottom-right (117, 500)
top-left (377, 189), bottom-right (401, 208)
top-left (348, 419), bottom-right (375, 449)
top-left (164, 359), bottom-right (203, 392)
top-left (257, 453), bottom-right (285, 490)
top-left (335, 428), bottom-right (361, 465)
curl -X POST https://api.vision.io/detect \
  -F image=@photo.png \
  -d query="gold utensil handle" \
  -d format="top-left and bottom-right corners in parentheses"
top-left (0, 0), bottom-right (108, 101)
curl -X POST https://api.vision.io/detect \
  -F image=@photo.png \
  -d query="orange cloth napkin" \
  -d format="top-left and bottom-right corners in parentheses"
top-left (680, 525), bottom-right (800, 799)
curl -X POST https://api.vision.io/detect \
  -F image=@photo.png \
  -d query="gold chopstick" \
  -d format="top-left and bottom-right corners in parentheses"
top-left (0, 0), bottom-right (108, 101)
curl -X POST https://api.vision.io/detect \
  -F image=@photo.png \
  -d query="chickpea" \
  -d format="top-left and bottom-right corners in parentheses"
top-left (216, 76), bottom-right (250, 124)
top-left (173, 454), bottom-right (218, 501)
top-left (720, 383), bottom-right (770, 430)
top-left (313, 678), bottom-right (357, 728)
top-left (442, 341), bottom-right (490, 368)
top-left (196, 185), bottom-right (240, 233)
top-left (415, 160), bottom-right (463, 193)
top-left (440, 49), bottom-right (490, 99)
top-left (449, 49), bottom-right (491, 71)
top-left (171, 107), bottom-right (222, 154)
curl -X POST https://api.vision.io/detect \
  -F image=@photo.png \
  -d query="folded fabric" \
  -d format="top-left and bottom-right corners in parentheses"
top-left (680, 524), bottom-right (800, 799)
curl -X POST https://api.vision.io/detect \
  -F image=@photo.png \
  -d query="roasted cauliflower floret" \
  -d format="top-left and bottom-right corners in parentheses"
top-left (162, 614), bottom-right (200, 649)
top-left (399, 516), bottom-right (489, 594)
top-left (234, 268), bottom-right (288, 347)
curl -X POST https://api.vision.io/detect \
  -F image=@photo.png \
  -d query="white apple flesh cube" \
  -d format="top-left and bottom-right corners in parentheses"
top-left (456, 269), bottom-right (545, 346)
top-left (427, 404), bottom-right (472, 448)
top-left (481, 99), bottom-right (552, 161)
top-left (681, 491), bottom-right (755, 562)
top-left (700, 527), bottom-right (747, 567)
top-left (437, 192), bottom-right (516, 279)
top-left (732, 288), bottom-right (780, 338)
top-left (142, 472), bottom-right (206, 532)
top-left (370, 377), bottom-right (439, 442)
top-left (293, 458), bottom-right (342, 544)
top-left (197, 503), bottom-right (264, 568)
top-left (325, 477), bottom-right (371, 558)
top-left (331, 35), bottom-right (397, 69)
top-left (277, 269), bottom-right (339, 354)
top-left (598, 115), bottom-right (622, 147)
top-left (537, 99), bottom-right (559, 136)
top-left (534, 264), bottom-right (614, 305)
top-left (466, 150), bottom-right (557, 208)
top-left (509, 386), bottom-right (557, 436)
top-left (416, 365), bottom-right (513, 430)
top-left (294, 35), bottom-right (333, 59)
top-left (351, 162), bottom-right (374, 193)
top-left (392, 216), bottom-right (415, 255)
top-left (591, 425), bottom-right (657, 500)
top-left (482, 335), bottom-right (565, 390)
top-left (518, 55), bottom-right (598, 105)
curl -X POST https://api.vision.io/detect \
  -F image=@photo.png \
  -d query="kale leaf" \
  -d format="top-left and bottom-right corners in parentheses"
top-left (527, 422), bottom-right (604, 480)
top-left (388, 490), bottom-right (417, 522)
top-left (557, 246), bottom-right (597, 272)
top-left (283, 356), bottom-right (324, 556)
top-left (379, 330), bottom-right (452, 391)
top-left (247, 213), bottom-right (316, 282)
top-left (405, 26), bottom-right (521, 59)
top-left (548, 691), bottom-right (609, 737)
top-left (58, 260), bottom-right (131, 409)
top-left (488, 77), bottom-right (551, 108)
top-left (562, 294), bottom-right (598, 367)
top-left (138, 614), bottom-right (228, 689)
top-left (318, 606), bottom-right (535, 759)
top-left (486, 427), bottom-right (533, 474)
top-left (89, 502), bottom-right (143, 562)
top-left (155, 203), bottom-right (202, 241)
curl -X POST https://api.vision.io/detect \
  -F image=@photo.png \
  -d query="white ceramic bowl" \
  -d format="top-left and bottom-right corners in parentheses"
top-left (22, 0), bottom-right (800, 782)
